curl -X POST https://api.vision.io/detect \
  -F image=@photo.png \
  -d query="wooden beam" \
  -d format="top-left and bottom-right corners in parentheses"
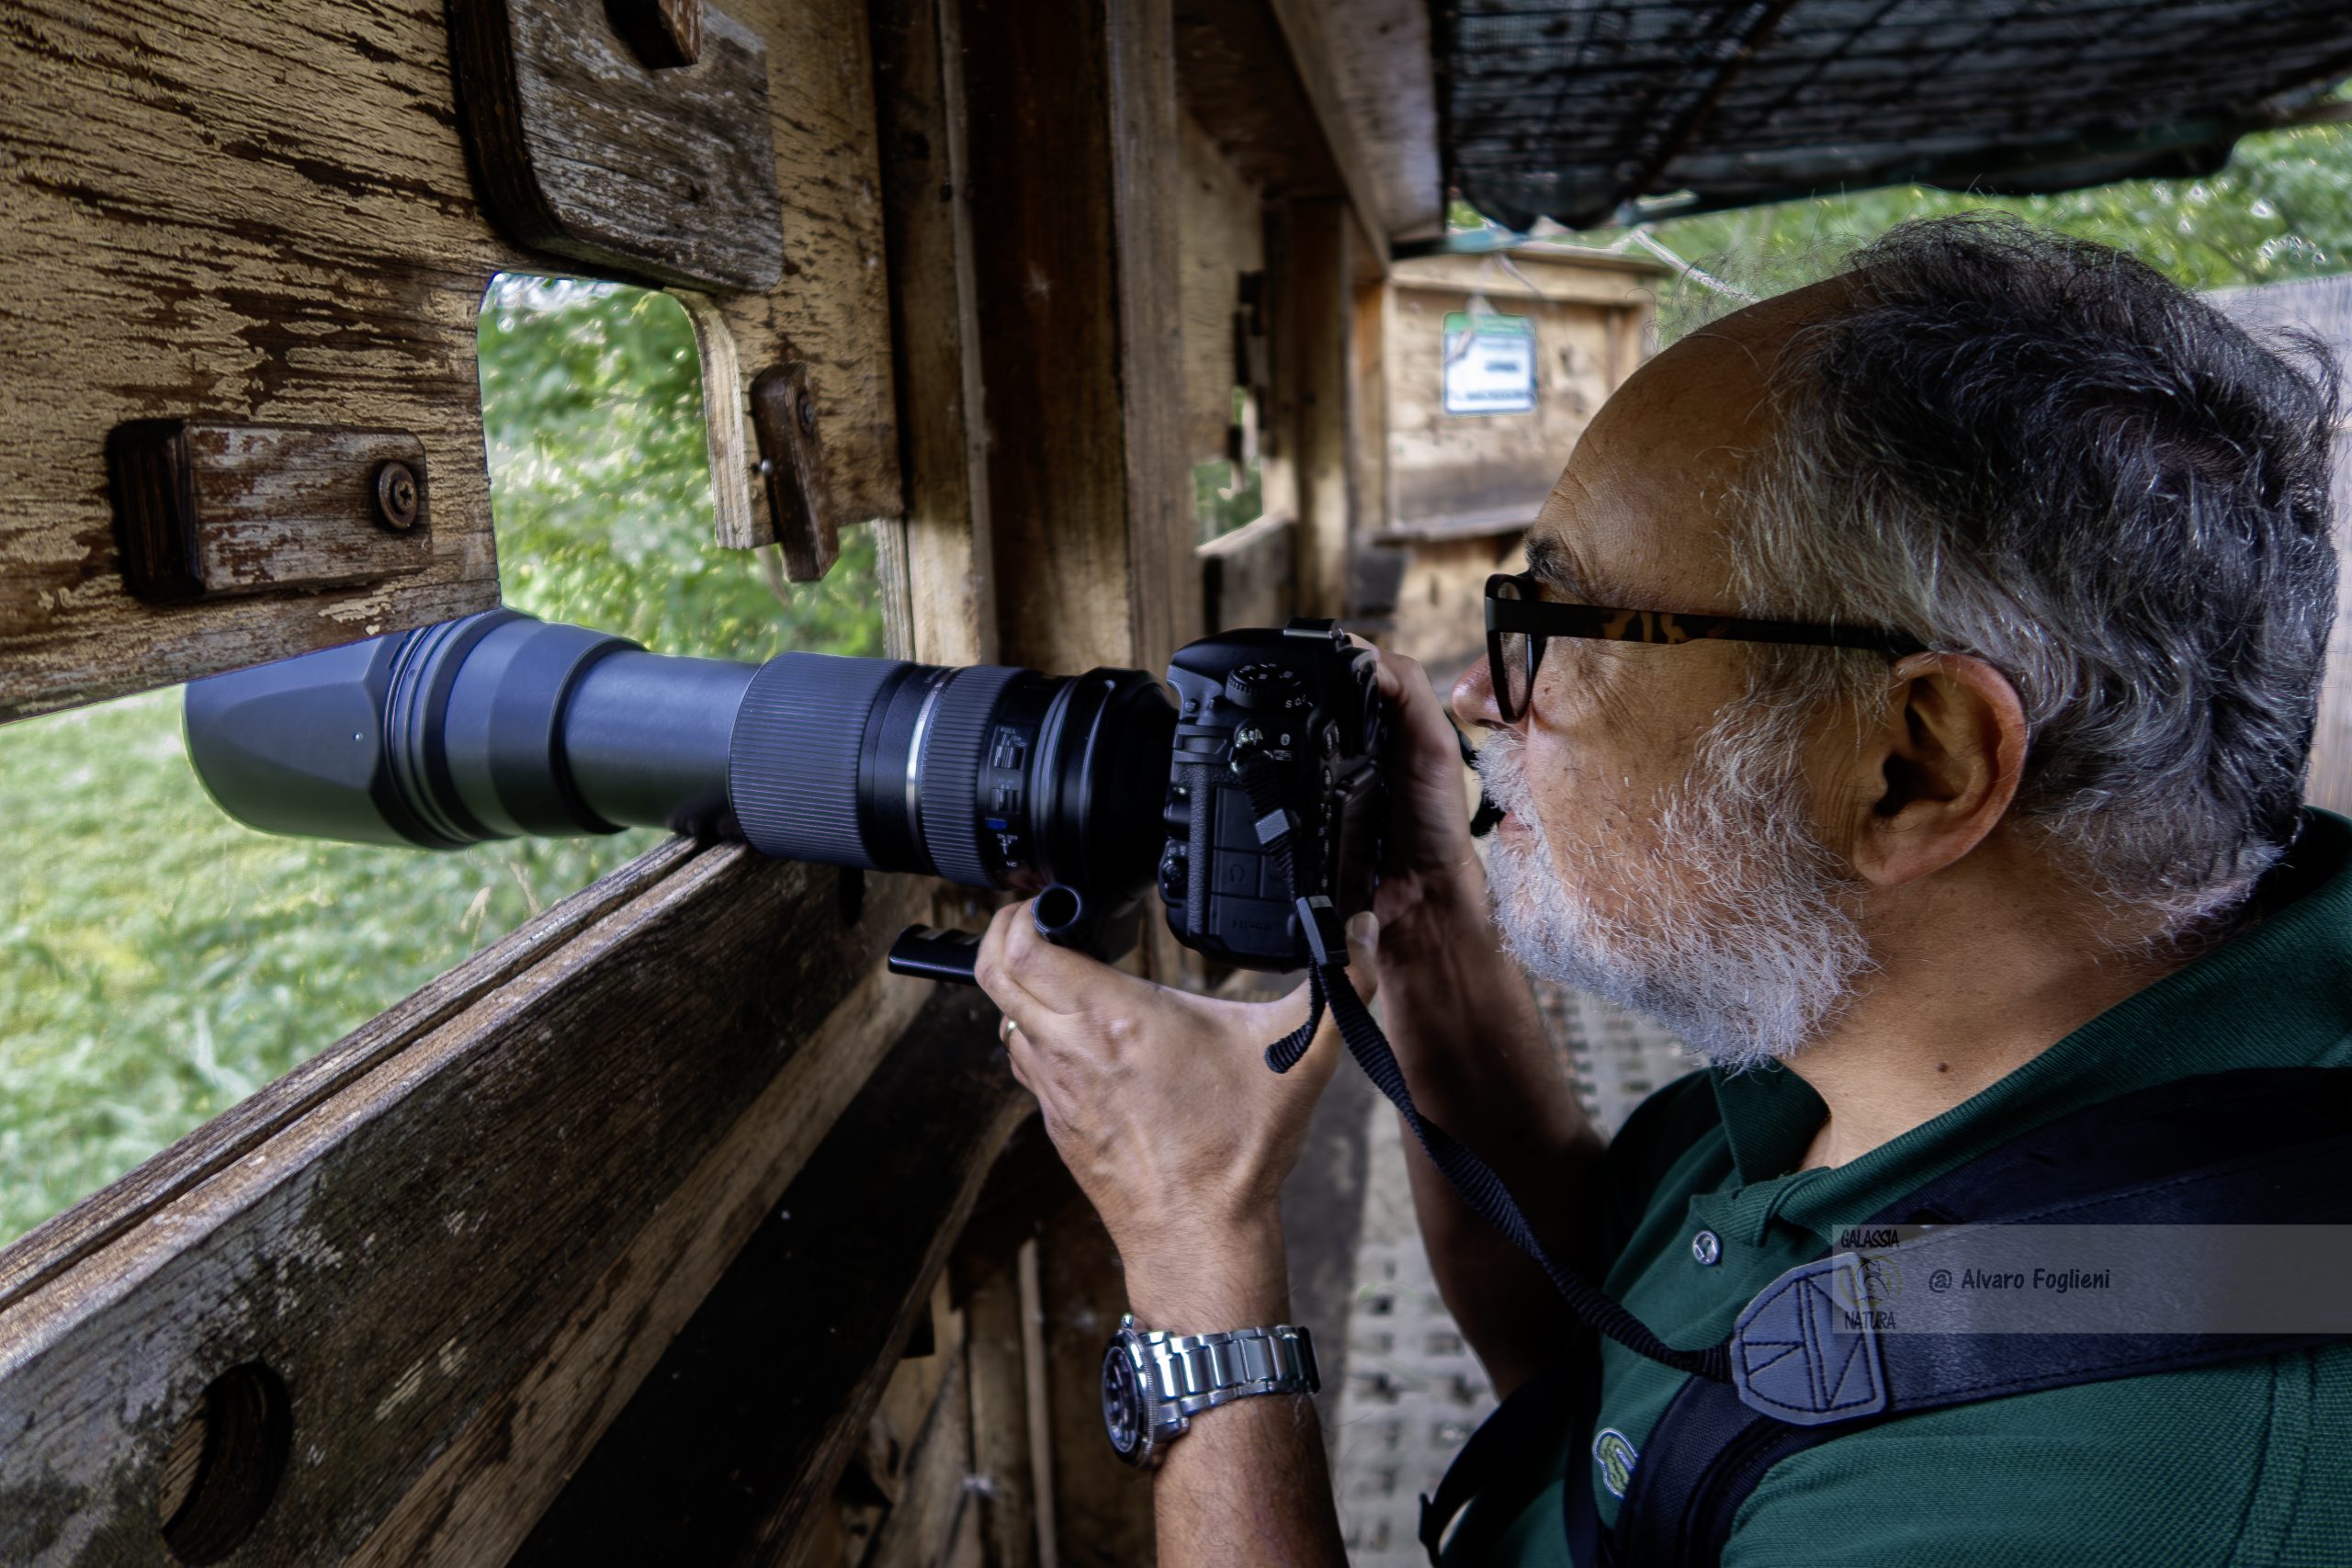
top-left (507, 984), bottom-right (1033, 1566)
top-left (1351, 279), bottom-right (1392, 540)
top-left (1391, 250), bottom-right (1675, 308)
top-left (1268, 0), bottom-right (1442, 241)
top-left (0, 844), bottom-right (927, 1566)
top-left (1260, 0), bottom-right (1404, 265)
top-left (960, 0), bottom-right (1195, 678)
top-left (0, 0), bottom-right (898, 722)
top-left (876, 0), bottom-right (1000, 668)
top-left (1272, 199), bottom-right (1355, 620)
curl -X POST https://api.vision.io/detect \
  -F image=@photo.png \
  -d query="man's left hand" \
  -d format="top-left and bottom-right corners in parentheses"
top-left (973, 903), bottom-right (1376, 1325)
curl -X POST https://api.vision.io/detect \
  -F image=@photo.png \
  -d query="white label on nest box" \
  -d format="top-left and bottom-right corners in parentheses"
top-left (1442, 311), bottom-right (1536, 415)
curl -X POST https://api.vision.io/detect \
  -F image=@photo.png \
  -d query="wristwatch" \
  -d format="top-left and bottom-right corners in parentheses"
top-left (1100, 1313), bottom-right (1320, 1468)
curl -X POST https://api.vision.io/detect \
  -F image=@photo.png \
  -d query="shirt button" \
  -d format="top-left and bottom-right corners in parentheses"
top-left (1691, 1229), bottom-right (1722, 1267)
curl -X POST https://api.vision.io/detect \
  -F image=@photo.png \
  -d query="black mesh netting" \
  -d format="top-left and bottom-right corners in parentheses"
top-left (1435, 0), bottom-right (2352, 231)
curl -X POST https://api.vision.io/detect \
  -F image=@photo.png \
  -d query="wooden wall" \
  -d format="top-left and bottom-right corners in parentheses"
top-left (1178, 111), bottom-right (1268, 484)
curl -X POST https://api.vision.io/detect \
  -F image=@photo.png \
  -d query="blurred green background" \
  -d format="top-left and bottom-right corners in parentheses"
top-left (0, 276), bottom-right (883, 1245)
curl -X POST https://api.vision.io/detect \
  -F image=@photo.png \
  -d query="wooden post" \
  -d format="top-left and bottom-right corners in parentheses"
top-left (876, 0), bottom-right (999, 668)
top-left (1351, 275), bottom-right (1392, 542)
top-left (957, 0), bottom-right (1193, 681)
top-left (1272, 198), bottom-right (1355, 621)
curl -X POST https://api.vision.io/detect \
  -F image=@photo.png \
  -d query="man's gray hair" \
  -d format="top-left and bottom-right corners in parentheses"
top-left (1734, 214), bottom-right (2340, 936)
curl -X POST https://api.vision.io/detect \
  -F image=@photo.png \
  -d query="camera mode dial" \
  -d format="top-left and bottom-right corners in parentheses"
top-left (1223, 661), bottom-right (1302, 712)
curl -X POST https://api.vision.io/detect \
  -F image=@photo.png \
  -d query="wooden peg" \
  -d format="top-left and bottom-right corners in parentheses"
top-left (751, 365), bottom-right (839, 581)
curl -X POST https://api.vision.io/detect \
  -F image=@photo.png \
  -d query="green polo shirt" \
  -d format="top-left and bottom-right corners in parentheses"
top-left (1448, 808), bottom-right (2352, 1567)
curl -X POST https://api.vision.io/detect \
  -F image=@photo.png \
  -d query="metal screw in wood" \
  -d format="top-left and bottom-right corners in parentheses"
top-left (373, 460), bottom-right (421, 531)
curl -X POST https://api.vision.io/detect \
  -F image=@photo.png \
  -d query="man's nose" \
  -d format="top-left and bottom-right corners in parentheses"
top-left (1453, 654), bottom-right (1504, 734)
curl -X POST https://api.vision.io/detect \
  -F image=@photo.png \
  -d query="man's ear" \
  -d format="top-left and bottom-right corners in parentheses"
top-left (1844, 652), bottom-right (2028, 888)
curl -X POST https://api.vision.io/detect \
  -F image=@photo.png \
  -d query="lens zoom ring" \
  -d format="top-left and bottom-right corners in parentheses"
top-left (729, 653), bottom-right (901, 869)
top-left (920, 665), bottom-right (1023, 888)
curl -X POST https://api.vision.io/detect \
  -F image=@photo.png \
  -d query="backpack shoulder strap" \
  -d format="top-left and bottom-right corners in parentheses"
top-left (1607, 1066), bottom-right (2352, 1568)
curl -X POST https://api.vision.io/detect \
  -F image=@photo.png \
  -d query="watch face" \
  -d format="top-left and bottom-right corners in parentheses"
top-left (1101, 1341), bottom-right (1146, 1463)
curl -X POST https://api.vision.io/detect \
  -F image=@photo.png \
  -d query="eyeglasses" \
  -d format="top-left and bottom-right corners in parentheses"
top-left (1484, 571), bottom-right (1928, 723)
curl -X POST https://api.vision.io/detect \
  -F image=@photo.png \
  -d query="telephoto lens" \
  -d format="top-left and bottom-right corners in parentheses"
top-left (184, 610), bottom-right (1178, 913)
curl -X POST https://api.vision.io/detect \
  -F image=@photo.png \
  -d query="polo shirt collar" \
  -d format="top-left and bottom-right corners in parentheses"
top-left (1704, 807), bottom-right (2352, 1247)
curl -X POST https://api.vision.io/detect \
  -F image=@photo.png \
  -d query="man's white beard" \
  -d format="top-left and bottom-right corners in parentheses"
top-left (1476, 699), bottom-right (1873, 1073)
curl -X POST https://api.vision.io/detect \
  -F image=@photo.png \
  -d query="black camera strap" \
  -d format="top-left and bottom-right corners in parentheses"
top-left (1236, 760), bottom-right (1730, 1385)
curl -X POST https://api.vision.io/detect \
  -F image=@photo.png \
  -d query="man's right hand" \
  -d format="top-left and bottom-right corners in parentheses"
top-left (1365, 647), bottom-right (1490, 953)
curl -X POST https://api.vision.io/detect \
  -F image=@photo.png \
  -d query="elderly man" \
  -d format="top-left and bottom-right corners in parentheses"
top-left (974, 215), bottom-right (2352, 1566)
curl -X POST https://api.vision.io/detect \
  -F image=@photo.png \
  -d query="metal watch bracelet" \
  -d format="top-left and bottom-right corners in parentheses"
top-left (1102, 1314), bottom-right (1320, 1468)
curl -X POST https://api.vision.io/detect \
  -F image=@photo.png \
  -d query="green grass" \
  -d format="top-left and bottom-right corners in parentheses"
top-left (0, 276), bottom-right (883, 1245)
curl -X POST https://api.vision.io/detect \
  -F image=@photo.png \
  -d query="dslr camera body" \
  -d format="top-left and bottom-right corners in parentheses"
top-left (1159, 622), bottom-right (1383, 969)
top-left (185, 612), bottom-right (1385, 976)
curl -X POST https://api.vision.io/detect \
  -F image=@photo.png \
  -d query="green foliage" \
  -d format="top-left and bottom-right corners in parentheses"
top-left (0, 276), bottom-right (882, 1245)
top-left (480, 276), bottom-right (884, 660)
top-left (1624, 120), bottom-right (2352, 341)
top-left (1193, 457), bottom-right (1266, 544)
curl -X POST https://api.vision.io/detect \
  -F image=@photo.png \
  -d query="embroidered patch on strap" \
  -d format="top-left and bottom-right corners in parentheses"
top-left (1592, 1427), bottom-right (1638, 1498)
top-left (1729, 1251), bottom-right (1890, 1426)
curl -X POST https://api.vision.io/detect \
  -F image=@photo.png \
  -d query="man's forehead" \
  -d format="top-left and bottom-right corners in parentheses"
top-left (1520, 289), bottom-right (1822, 609)
top-left (1521, 454), bottom-right (1732, 611)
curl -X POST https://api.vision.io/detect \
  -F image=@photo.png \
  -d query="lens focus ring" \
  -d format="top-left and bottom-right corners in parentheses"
top-left (729, 653), bottom-right (904, 869)
top-left (918, 665), bottom-right (1023, 888)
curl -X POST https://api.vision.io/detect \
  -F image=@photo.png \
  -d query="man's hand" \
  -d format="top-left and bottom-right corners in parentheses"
top-left (973, 905), bottom-right (1367, 1568)
top-left (1362, 644), bottom-right (1491, 954)
top-left (973, 901), bottom-right (1374, 1325)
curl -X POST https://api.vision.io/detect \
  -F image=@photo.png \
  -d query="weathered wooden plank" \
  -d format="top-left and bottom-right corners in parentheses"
top-left (509, 983), bottom-right (1033, 1567)
top-left (1388, 249), bottom-right (1673, 309)
top-left (0, 844), bottom-right (925, 1567)
top-left (875, 0), bottom-right (999, 668)
top-left (345, 958), bottom-right (926, 1566)
top-left (1171, 0), bottom-right (1343, 207)
top-left (1257, 0), bottom-right (1392, 269)
top-left (718, 0), bottom-right (903, 542)
top-left (1351, 272), bottom-right (1393, 536)
top-left (0, 0), bottom-right (899, 722)
top-left (109, 423), bottom-right (435, 602)
top-left (674, 290), bottom-right (762, 549)
top-left (865, 1336), bottom-right (978, 1568)
top-left (446, 0), bottom-right (784, 291)
top-left (1108, 0), bottom-right (1195, 670)
top-left (957, 1247), bottom-right (1039, 1568)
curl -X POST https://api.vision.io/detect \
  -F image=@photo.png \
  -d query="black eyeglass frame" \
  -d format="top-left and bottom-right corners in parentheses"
top-left (1484, 571), bottom-right (1928, 723)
